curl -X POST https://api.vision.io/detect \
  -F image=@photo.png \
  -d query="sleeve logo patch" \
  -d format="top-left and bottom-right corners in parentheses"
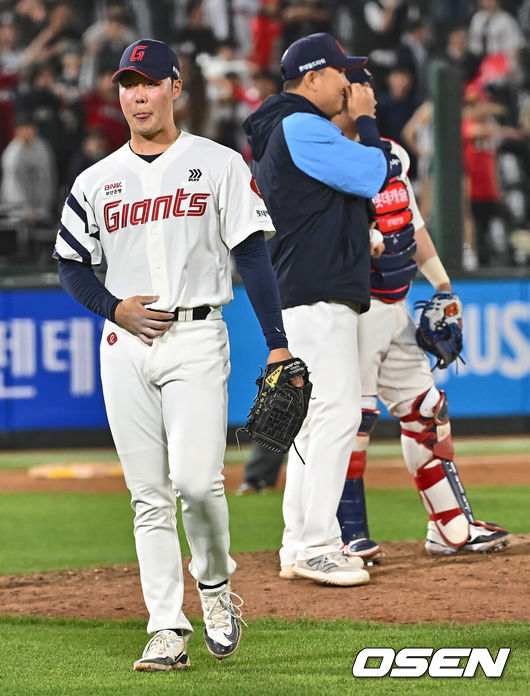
top-left (107, 332), bottom-right (118, 345)
top-left (103, 181), bottom-right (126, 198)
top-left (250, 176), bottom-right (263, 199)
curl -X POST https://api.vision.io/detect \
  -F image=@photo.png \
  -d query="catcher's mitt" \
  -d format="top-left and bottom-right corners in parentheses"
top-left (245, 357), bottom-right (312, 453)
top-left (415, 291), bottom-right (464, 369)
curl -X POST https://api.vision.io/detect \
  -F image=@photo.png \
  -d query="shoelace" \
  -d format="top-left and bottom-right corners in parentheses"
top-left (324, 551), bottom-right (353, 568)
top-left (143, 631), bottom-right (180, 657)
top-left (203, 590), bottom-right (247, 630)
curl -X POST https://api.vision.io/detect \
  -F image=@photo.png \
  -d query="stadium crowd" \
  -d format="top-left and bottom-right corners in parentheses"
top-left (0, 0), bottom-right (528, 268)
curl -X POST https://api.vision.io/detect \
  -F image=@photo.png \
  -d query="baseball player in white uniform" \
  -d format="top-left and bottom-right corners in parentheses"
top-left (54, 39), bottom-right (301, 672)
top-left (331, 69), bottom-right (510, 561)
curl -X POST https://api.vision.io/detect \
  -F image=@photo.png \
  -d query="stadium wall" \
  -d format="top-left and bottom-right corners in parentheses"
top-left (0, 277), bottom-right (528, 448)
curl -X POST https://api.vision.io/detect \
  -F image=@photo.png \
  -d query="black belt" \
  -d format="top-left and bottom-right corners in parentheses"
top-left (149, 305), bottom-right (211, 322)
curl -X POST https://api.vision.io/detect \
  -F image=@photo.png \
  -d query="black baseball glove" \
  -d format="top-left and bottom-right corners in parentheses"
top-left (415, 292), bottom-right (464, 369)
top-left (244, 357), bottom-right (312, 453)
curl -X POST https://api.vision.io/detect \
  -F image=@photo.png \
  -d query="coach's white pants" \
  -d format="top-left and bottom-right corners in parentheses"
top-left (280, 302), bottom-right (362, 565)
top-left (100, 318), bottom-right (236, 636)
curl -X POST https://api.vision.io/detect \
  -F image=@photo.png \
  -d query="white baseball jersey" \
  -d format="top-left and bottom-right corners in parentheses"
top-left (55, 131), bottom-right (274, 310)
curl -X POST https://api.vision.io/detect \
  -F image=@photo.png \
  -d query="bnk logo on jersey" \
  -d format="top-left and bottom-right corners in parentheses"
top-left (351, 647), bottom-right (510, 678)
top-left (104, 180), bottom-right (126, 198)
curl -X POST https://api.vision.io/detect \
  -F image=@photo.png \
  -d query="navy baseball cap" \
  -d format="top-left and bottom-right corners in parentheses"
top-left (347, 68), bottom-right (373, 84)
top-left (280, 33), bottom-right (367, 80)
top-left (112, 39), bottom-right (180, 83)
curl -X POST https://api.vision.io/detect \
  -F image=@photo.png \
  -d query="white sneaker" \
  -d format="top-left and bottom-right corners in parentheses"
top-left (425, 520), bottom-right (510, 555)
top-left (293, 550), bottom-right (370, 586)
top-left (198, 581), bottom-right (244, 659)
top-left (133, 630), bottom-right (190, 672)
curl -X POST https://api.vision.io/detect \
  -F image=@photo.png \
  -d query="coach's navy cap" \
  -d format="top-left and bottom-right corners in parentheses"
top-left (347, 68), bottom-right (373, 84)
top-left (112, 39), bottom-right (180, 83)
top-left (280, 33), bottom-right (367, 80)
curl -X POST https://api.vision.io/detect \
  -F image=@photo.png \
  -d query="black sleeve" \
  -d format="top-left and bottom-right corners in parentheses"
top-left (355, 115), bottom-right (402, 188)
top-left (57, 258), bottom-right (121, 322)
top-left (232, 232), bottom-right (288, 350)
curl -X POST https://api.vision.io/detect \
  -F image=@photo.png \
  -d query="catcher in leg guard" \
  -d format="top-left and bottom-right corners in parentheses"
top-left (400, 387), bottom-right (508, 553)
top-left (401, 388), bottom-right (470, 546)
top-left (332, 85), bottom-right (509, 559)
top-left (245, 358), bottom-right (312, 453)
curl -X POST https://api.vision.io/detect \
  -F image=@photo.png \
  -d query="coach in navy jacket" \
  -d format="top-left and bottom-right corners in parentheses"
top-left (243, 33), bottom-right (401, 588)
top-left (243, 34), bottom-right (398, 313)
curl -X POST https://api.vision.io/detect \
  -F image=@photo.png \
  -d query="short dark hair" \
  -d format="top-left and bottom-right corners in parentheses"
top-left (283, 74), bottom-right (304, 92)
top-left (187, 0), bottom-right (202, 14)
top-left (14, 112), bottom-right (35, 128)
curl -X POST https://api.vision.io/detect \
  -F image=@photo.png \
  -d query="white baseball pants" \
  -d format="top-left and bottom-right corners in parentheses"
top-left (100, 316), bottom-right (236, 636)
top-left (279, 301), bottom-right (362, 565)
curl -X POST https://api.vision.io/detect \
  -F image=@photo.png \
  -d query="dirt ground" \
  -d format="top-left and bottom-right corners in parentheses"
top-left (2, 453), bottom-right (529, 493)
top-left (1, 455), bottom-right (529, 625)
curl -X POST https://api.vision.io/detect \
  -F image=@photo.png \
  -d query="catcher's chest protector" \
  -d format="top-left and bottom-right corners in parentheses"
top-left (370, 178), bottom-right (418, 302)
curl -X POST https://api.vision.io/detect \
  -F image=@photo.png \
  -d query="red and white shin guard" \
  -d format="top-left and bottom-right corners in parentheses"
top-left (400, 388), bottom-right (470, 547)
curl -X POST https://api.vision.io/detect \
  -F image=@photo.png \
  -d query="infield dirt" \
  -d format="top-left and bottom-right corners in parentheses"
top-left (0, 456), bottom-right (528, 625)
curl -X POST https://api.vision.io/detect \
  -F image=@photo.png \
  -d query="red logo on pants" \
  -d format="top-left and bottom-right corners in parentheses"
top-left (107, 332), bottom-right (118, 345)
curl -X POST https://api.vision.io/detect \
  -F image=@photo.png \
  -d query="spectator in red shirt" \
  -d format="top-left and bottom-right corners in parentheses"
top-left (248, 0), bottom-right (283, 72)
top-left (81, 67), bottom-right (129, 152)
top-left (462, 87), bottom-right (525, 266)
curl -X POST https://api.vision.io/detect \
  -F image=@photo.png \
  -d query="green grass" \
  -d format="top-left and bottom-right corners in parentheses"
top-left (0, 486), bottom-right (528, 575)
top-left (0, 448), bottom-right (121, 470)
top-left (0, 443), bottom-right (528, 695)
top-left (0, 616), bottom-right (527, 695)
top-left (0, 435), bottom-right (528, 469)
top-left (0, 493), bottom-right (136, 574)
top-left (368, 436), bottom-right (530, 460)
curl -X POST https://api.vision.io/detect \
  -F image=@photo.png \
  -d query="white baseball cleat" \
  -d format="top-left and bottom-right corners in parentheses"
top-left (133, 630), bottom-right (190, 671)
top-left (425, 520), bottom-right (510, 555)
top-left (292, 551), bottom-right (370, 586)
top-left (198, 581), bottom-right (244, 659)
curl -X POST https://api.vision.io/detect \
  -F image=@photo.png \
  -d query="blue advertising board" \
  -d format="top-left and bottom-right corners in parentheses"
top-left (0, 278), bottom-right (528, 433)
top-left (0, 289), bottom-right (107, 431)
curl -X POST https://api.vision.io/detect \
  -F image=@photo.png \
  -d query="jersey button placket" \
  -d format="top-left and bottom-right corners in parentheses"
top-left (145, 174), bottom-right (170, 307)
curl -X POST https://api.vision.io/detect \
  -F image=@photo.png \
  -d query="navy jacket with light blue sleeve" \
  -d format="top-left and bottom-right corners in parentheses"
top-left (243, 93), bottom-right (397, 312)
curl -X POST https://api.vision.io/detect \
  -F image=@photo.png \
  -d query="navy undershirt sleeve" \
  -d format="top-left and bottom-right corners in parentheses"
top-left (232, 232), bottom-right (288, 350)
top-left (57, 258), bottom-right (121, 322)
top-left (356, 115), bottom-right (402, 186)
